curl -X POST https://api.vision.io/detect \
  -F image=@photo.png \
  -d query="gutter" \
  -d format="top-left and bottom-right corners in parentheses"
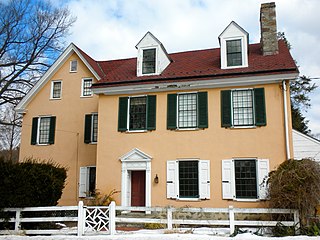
top-left (282, 80), bottom-right (291, 160)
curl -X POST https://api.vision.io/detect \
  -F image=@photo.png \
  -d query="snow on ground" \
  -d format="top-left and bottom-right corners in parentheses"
top-left (0, 229), bottom-right (319, 240)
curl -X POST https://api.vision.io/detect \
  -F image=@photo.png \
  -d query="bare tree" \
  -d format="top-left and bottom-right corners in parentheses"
top-left (0, 0), bottom-right (76, 119)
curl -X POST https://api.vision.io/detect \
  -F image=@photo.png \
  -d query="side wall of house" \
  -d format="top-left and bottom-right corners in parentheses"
top-left (19, 53), bottom-right (98, 205)
top-left (96, 82), bottom-right (292, 208)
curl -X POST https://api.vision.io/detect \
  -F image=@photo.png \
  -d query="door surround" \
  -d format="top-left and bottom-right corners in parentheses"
top-left (120, 148), bottom-right (152, 208)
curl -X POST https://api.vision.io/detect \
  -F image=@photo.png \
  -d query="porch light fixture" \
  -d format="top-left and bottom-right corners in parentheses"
top-left (154, 174), bottom-right (159, 184)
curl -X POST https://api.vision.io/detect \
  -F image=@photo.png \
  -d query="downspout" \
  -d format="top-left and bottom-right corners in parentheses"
top-left (282, 80), bottom-right (291, 160)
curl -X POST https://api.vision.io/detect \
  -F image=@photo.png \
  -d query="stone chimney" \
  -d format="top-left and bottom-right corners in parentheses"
top-left (260, 2), bottom-right (278, 55)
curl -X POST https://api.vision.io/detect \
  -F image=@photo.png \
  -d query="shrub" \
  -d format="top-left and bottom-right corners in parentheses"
top-left (0, 157), bottom-right (67, 208)
top-left (268, 159), bottom-right (320, 226)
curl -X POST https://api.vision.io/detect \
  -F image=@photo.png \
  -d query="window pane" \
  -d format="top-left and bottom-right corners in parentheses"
top-left (232, 90), bottom-right (254, 126)
top-left (88, 167), bottom-right (96, 196)
top-left (179, 161), bottom-right (199, 198)
top-left (129, 97), bottom-right (146, 130)
top-left (92, 114), bottom-right (98, 142)
top-left (142, 49), bottom-right (156, 74)
top-left (70, 60), bottom-right (77, 72)
top-left (83, 79), bottom-right (92, 96)
top-left (52, 82), bottom-right (61, 98)
top-left (39, 117), bottom-right (51, 144)
top-left (226, 40), bottom-right (242, 67)
top-left (235, 160), bottom-right (257, 199)
top-left (178, 93), bottom-right (197, 128)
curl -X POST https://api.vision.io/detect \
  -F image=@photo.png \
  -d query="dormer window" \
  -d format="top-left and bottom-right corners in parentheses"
top-left (226, 39), bottom-right (242, 67)
top-left (219, 21), bottom-right (249, 69)
top-left (136, 32), bottom-right (171, 77)
top-left (142, 49), bottom-right (156, 74)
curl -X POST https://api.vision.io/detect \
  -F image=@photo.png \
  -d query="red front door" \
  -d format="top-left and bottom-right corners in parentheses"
top-left (131, 171), bottom-right (146, 206)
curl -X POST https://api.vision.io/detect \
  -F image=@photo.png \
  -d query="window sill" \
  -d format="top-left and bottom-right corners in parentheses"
top-left (174, 128), bottom-right (200, 131)
top-left (233, 198), bottom-right (260, 202)
top-left (176, 198), bottom-right (202, 202)
top-left (125, 130), bottom-right (148, 133)
top-left (230, 126), bottom-right (257, 129)
top-left (49, 98), bottom-right (61, 100)
top-left (80, 95), bottom-right (93, 98)
top-left (35, 143), bottom-right (50, 146)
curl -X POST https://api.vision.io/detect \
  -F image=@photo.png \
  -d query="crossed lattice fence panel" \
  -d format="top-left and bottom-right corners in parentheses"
top-left (84, 206), bottom-right (110, 233)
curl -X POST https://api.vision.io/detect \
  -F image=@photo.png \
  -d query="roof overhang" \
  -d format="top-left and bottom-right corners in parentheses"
top-left (92, 72), bottom-right (298, 96)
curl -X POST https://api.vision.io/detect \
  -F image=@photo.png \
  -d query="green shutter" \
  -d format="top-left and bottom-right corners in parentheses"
top-left (31, 117), bottom-right (38, 145)
top-left (84, 114), bottom-right (92, 143)
top-left (221, 90), bottom-right (232, 127)
top-left (118, 97), bottom-right (128, 132)
top-left (147, 95), bottom-right (156, 130)
top-left (48, 116), bottom-right (56, 144)
top-left (254, 88), bottom-right (266, 126)
top-left (197, 92), bottom-right (208, 128)
top-left (167, 94), bottom-right (177, 130)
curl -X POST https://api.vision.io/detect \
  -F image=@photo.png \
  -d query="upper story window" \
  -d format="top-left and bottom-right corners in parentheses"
top-left (142, 49), bottom-right (156, 74)
top-left (70, 60), bottom-right (78, 72)
top-left (118, 95), bottom-right (156, 132)
top-left (51, 81), bottom-right (62, 99)
top-left (226, 39), bottom-right (242, 67)
top-left (84, 113), bottom-right (98, 144)
top-left (167, 92), bottom-right (208, 130)
top-left (31, 116), bottom-right (56, 145)
top-left (221, 88), bottom-right (266, 128)
top-left (81, 78), bottom-right (93, 97)
top-left (222, 159), bottom-right (269, 200)
top-left (219, 21), bottom-right (248, 69)
top-left (167, 160), bottom-right (210, 200)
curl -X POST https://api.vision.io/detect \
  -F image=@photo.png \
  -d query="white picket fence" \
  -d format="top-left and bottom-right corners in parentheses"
top-left (0, 201), bottom-right (299, 236)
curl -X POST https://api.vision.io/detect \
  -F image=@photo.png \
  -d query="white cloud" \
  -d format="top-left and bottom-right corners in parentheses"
top-left (63, 0), bottom-right (320, 134)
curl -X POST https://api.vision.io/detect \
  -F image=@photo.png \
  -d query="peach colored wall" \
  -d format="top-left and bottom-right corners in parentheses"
top-left (96, 82), bottom-right (292, 208)
top-left (19, 53), bottom-right (98, 205)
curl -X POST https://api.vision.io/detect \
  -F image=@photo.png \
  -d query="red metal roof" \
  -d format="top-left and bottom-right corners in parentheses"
top-left (77, 40), bottom-right (298, 88)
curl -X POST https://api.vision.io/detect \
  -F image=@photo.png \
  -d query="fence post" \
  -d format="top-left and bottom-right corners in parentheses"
top-left (77, 201), bottom-right (84, 236)
top-left (109, 201), bottom-right (116, 235)
top-left (167, 207), bottom-right (173, 230)
top-left (229, 205), bottom-right (235, 235)
top-left (14, 209), bottom-right (21, 232)
top-left (294, 210), bottom-right (300, 234)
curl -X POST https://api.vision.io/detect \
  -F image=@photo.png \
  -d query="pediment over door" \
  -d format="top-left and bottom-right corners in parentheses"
top-left (120, 148), bottom-right (152, 162)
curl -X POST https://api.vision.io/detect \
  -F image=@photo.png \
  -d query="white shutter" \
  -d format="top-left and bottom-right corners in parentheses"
top-left (258, 159), bottom-right (269, 200)
top-left (199, 160), bottom-right (210, 199)
top-left (222, 159), bottom-right (234, 199)
top-left (79, 167), bottom-right (88, 198)
top-left (167, 161), bottom-right (177, 199)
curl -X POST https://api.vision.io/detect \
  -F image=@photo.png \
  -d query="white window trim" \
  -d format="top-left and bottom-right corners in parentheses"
top-left (90, 113), bottom-right (98, 144)
top-left (222, 158), bottom-right (269, 201)
top-left (230, 88), bottom-right (255, 127)
top-left (81, 78), bottom-right (93, 97)
top-left (176, 92), bottom-right (198, 130)
top-left (126, 95), bottom-right (147, 132)
top-left (79, 166), bottom-right (96, 198)
top-left (139, 47), bottom-right (158, 76)
top-left (221, 36), bottom-right (248, 69)
top-left (70, 60), bottom-right (78, 72)
top-left (36, 116), bottom-right (52, 146)
top-left (50, 80), bottom-right (62, 100)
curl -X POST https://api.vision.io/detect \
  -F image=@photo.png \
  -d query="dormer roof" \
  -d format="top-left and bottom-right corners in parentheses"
top-left (218, 21), bottom-right (249, 44)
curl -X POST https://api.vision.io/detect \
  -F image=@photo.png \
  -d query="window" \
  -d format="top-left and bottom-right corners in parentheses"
top-left (167, 160), bottom-right (210, 200)
top-left (222, 159), bottom-right (269, 200)
top-left (70, 60), bottom-right (77, 72)
top-left (84, 114), bottom-right (98, 143)
top-left (118, 95), bottom-right (156, 132)
top-left (221, 88), bottom-right (266, 127)
top-left (167, 92), bottom-right (208, 130)
top-left (142, 49), bottom-right (156, 74)
top-left (226, 39), bottom-right (242, 67)
top-left (82, 78), bottom-right (93, 97)
top-left (51, 81), bottom-right (62, 99)
top-left (79, 166), bottom-right (96, 197)
top-left (31, 116), bottom-right (56, 145)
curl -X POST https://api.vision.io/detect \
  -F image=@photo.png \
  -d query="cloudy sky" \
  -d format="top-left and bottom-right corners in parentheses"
top-left (60, 0), bottom-right (320, 135)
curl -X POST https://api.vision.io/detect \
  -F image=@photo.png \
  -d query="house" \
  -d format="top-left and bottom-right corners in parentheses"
top-left (293, 129), bottom-right (320, 161)
top-left (16, 2), bottom-right (299, 208)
